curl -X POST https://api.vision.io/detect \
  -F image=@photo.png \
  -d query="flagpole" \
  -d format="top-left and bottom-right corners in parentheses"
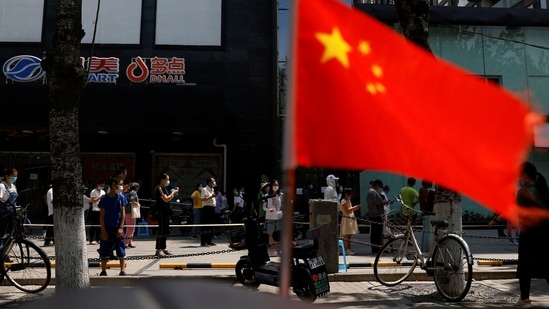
top-left (279, 167), bottom-right (295, 297)
top-left (278, 0), bottom-right (300, 298)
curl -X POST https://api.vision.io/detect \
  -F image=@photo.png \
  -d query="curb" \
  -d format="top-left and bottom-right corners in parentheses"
top-left (159, 263), bottom-right (237, 269)
top-left (7, 270), bottom-right (515, 287)
top-left (78, 271), bottom-right (516, 286)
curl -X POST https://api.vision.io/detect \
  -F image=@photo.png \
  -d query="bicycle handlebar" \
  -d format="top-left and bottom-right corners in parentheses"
top-left (393, 194), bottom-right (435, 216)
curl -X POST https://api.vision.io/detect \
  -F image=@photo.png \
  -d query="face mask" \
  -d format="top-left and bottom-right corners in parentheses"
top-left (117, 185), bottom-right (123, 193)
top-left (99, 186), bottom-right (104, 190)
top-left (213, 182), bottom-right (217, 187)
top-left (272, 186), bottom-right (279, 192)
top-left (8, 177), bottom-right (17, 183)
top-left (166, 180), bottom-right (170, 187)
top-left (199, 186), bottom-right (203, 191)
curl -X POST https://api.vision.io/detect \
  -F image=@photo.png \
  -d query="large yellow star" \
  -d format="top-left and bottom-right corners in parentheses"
top-left (315, 27), bottom-right (352, 68)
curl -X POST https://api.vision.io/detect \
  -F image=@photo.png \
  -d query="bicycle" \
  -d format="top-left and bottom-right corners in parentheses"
top-left (22, 211), bottom-right (32, 236)
top-left (373, 195), bottom-right (473, 301)
top-left (0, 204), bottom-right (51, 293)
top-left (16, 187), bottom-right (34, 236)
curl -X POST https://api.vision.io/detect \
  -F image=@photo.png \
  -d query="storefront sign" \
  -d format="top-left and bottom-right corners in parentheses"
top-left (3, 54), bottom-right (187, 85)
top-left (79, 56), bottom-right (120, 83)
top-left (126, 56), bottom-right (186, 84)
top-left (2, 55), bottom-right (46, 82)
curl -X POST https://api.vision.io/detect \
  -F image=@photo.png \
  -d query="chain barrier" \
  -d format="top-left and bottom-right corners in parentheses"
top-left (67, 248), bottom-right (240, 263)
top-left (26, 214), bottom-right (519, 265)
top-left (339, 213), bottom-right (519, 264)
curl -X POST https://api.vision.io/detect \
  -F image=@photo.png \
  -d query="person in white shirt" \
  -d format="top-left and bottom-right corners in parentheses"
top-left (324, 174), bottom-right (339, 201)
top-left (88, 180), bottom-right (106, 245)
top-left (263, 179), bottom-right (283, 256)
top-left (43, 185), bottom-right (54, 246)
top-left (200, 177), bottom-right (217, 247)
top-left (232, 186), bottom-right (246, 223)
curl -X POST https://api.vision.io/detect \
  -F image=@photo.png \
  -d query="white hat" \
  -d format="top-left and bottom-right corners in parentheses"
top-left (326, 174), bottom-right (339, 181)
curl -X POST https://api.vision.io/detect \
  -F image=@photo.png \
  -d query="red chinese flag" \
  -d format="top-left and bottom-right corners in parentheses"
top-left (284, 0), bottom-right (543, 220)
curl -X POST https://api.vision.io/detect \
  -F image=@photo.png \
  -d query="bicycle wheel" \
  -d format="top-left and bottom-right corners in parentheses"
top-left (4, 238), bottom-right (51, 293)
top-left (432, 236), bottom-right (473, 301)
top-left (235, 259), bottom-right (260, 288)
top-left (374, 237), bottom-right (418, 286)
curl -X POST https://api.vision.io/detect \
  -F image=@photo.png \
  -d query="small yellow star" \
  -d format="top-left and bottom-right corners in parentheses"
top-left (315, 27), bottom-right (352, 68)
top-left (358, 41), bottom-right (371, 55)
top-left (366, 82), bottom-right (386, 95)
top-left (371, 65), bottom-right (383, 78)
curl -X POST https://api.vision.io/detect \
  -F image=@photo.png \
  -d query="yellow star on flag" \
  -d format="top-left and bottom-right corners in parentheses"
top-left (315, 27), bottom-right (352, 68)
top-left (358, 41), bottom-right (371, 55)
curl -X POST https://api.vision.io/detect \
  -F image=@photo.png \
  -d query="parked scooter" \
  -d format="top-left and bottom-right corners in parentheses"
top-left (232, 215), bottom-right (330, 302)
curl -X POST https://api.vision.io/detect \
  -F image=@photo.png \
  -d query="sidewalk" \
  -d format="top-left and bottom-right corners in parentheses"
top-left (5, 229), bottom-right (545, 308)
top-left (28, 228), bottom-right (520, 282)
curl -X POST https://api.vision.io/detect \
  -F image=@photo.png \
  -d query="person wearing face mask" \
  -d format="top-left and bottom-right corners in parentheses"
top-left (89, 180), bottom-right (106, 245)
top-left (231, 186), bottom-right (246, 223)
top-left (0, 167), bottom-right (18, 248)
top-left (324, 174), bottom-right (338, 201)
top-left (98, 177), bottom-right (128, 276)
top-left (200, 177), bottom-right (217, 247)
top-left (263, 179), bottom-right (283, 256)
top-left (190, 183), bottom-right (203, 239)
top-left (123, 182), bottom-right (141, 249)
top-left (154, 173), bottom-right (179, 256)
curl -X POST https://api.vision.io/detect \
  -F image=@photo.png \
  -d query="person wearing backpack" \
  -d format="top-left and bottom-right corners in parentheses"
top-left (124, 182), bottom-right (141, 249)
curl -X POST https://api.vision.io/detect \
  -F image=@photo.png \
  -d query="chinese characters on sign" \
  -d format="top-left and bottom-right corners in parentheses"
top-left (2, 55), bottom-right (186, 85)
top-left (126, 56), bottom-right (186, 84)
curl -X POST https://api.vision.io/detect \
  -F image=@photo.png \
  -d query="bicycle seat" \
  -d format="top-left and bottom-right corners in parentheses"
top-left (430, 220), bottom-right (449, 228)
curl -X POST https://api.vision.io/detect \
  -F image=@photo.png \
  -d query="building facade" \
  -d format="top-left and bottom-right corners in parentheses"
top-left (0, 0), bottom-right (279, 218)
top-left (354, 1), bottom-right (549, 218)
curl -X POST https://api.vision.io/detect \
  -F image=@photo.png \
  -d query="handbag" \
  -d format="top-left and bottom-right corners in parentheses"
top-left (131, 202), bottom-right (141, 219)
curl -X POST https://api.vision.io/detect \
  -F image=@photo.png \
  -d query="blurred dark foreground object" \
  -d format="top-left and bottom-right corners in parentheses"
top-left (19, 279), bottom-right (330, 309)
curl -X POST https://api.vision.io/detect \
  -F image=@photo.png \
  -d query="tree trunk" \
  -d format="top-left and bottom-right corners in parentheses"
top-left (394, 0), bottom-right (433, 54)
top-left (42, 0), bottom-right (89, 292)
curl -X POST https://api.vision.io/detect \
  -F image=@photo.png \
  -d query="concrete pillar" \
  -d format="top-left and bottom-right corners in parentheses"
top-left (309, 199), bottom-right (339, 274)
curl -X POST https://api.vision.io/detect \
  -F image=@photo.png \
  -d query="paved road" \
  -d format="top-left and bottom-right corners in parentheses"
top-left (5, 278), bottom-right (549, 308)
top-left (3, 228), bottom-right (548, 308)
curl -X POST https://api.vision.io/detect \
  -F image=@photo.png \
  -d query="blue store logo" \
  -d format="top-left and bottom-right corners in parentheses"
top-left (3, 55), bottom-right (45, 82)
